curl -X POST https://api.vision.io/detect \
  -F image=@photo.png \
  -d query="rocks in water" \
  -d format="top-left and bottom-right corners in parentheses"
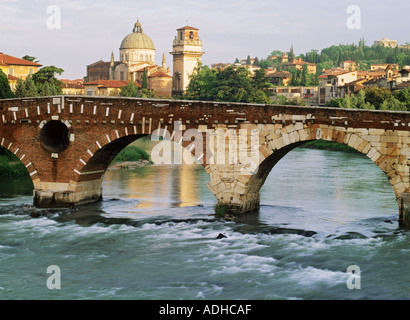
top-left (216, 233), bottom-right (227, 239)
top-left (22, 204), bottom-right (48, 218)
top-left (334, 232), bottom-right (367, 240)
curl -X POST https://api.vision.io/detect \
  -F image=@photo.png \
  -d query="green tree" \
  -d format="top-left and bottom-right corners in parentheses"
top-left (380, 95), bottom-right (406, 111)
top-left (24, 75), bottom-right (38, 97)
top-left (300, 64), bottom-right (307, 86)
top-left (355, 90), bottom-right (374, 109)
top-left (246, 55), bottom-right (252, 65)
top-left (120, 82), bottom-right (141, 97)
top-left (0, 69), bottom-right (14, 99)
top-left (364, 87), bottom-right (391, 109)
top-left (22, 55), bottom-right (39, 63)
top-left (184, 63), bottom-right (217, 101)
top-left (32, 66), bottom-right (64, 95)
top-left (393, 87), bottom-right (410, 110)
top-left (214, 66), bottom-right (252, 102)
top-left (14, 78), bottom-right (27, 98)
top-left (250, 69), bottom-right (271, 104)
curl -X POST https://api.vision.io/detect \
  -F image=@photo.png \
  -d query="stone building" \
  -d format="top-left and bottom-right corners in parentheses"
top-left (84, 20), bottom-right (172, 97)
top-left (170, 25), bottom-right (204, 95)
top-left (0, 52), bottom-right (42, 91)
top-left (373, 38), bottom-right (398, 48)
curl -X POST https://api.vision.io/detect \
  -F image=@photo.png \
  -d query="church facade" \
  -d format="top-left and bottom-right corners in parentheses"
top-left (84, 21), bottom-right (204, 98)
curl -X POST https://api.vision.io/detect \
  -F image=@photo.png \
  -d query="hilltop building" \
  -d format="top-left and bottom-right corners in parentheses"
top-left (373, 38), bottom-right (398, 48)
top-left (339, 60), bottom-right (357, 71)
top-left (283, 57), bottom-right (317, 74)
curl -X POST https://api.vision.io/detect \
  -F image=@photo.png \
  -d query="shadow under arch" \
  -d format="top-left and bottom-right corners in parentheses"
top-left (79, 134), bottom-right (149, 179)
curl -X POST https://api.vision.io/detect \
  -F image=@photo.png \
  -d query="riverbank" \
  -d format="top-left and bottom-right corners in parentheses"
top-left (300, 140), bottom-right (358, 153)
top-left (108, 159), bottom-right (151, 170)
top-left (0, 150), bottom-right (28, 178)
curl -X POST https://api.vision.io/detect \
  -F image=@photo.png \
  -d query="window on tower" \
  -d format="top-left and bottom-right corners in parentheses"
top-left (189, 31), bottom-right (194, 39)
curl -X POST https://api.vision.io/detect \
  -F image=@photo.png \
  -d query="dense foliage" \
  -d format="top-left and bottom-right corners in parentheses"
top-left (0, 69), bottom-right (14, 99)
top-left (184, 64), bottom-right (272, 104)
top-left (119, 82), bottom-right (156, 98)
top-left (254, 38), bottom-right (410, 71)
top-left (113, 146), bottom-right (150, 162)
top-left (326, 87), bottom-right (410, 111)
top-left (0, 147), bottom-right (28, 177)
top-left (14, 66), bottom-right (64, 97)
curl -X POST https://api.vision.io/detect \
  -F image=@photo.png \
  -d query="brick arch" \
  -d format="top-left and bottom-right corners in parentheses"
top-left (0, 136), bottom-right (39, 187)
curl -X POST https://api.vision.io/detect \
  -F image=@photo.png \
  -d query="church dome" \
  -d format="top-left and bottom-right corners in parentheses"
top-left (120, 21), bottom-right (155, 50)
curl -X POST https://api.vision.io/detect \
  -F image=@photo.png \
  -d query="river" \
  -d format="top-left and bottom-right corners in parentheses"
top-left (0, 146), bottom-right (409, 300)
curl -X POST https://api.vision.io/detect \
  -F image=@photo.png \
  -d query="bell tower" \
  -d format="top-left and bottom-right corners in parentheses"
top-left (170, 25), bottom-right (204, 95)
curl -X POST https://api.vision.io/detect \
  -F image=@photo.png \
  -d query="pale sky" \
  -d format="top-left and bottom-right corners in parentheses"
top-left (1, 0), bottom-right (409, 79)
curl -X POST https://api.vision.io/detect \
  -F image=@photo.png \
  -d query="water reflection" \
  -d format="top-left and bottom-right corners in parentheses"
top-left (102, 163), bottom-right (213, 219)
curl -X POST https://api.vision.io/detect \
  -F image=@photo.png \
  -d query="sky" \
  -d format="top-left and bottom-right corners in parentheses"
top-left (1, 0), bottom-right (409, 79)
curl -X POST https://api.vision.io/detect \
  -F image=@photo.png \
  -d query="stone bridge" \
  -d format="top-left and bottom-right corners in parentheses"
top-left (1, 95), bottom-right (410, 226)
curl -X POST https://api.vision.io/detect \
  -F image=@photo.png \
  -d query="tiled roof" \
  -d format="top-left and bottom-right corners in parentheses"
top-left (148, 71), bottom-right (172, 78)
top-left (177, 26), bottom-right (199, 30)
top-left (60, 79), bottom-right (84, 89)
top-left (84, 80), bottom-right (134, 88)
top-left (395, 81), bottom-right (410, 89)
top-left (133, 65), bottom-right (157, 72)
top-left (7, 74), bottom-right (18, 81)
top-left (0, 52), bottom-right (42, 67)
top-left (266, 71), bottom-right (291, 78)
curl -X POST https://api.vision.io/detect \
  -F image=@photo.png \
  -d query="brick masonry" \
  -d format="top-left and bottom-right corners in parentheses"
top-left (1, 95), bottom-right (410, 225)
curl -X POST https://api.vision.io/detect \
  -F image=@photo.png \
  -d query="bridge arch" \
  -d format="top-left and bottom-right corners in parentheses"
top-left (207, 123), bottom-right (408, 223)
top-left (0, 136), bottom-right (39, 187)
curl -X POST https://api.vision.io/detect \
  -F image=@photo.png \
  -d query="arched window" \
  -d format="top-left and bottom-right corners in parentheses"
top-left (140, 54), bottom-right (143, 61)
top-left (189, 31), bottom-right (194, 39)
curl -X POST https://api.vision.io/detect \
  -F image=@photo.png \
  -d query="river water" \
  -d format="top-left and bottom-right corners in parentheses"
top-left (0, 147), bottom-right (409, 300)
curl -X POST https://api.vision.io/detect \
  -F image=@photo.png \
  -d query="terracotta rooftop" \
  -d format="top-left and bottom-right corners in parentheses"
top-left (266, 71), bottom-right (291, 78)
top-left (0, 52), bottom-right (42, 67)
top-left (84, 80), bottom-right (135, 88)
top-left (177, 26), bottom-right (199, 30)
top-left (7, 74), bottom-right (18, 81)
top-left (148, 71), bottom-right (172, 78)
top-left (60, 79), bottom-right (84, 89)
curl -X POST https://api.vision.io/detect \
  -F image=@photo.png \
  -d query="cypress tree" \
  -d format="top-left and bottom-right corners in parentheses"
top-left (142, 68), bottom-right (148, 89)
top-left (0, 69), bottom-right (14, 99)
